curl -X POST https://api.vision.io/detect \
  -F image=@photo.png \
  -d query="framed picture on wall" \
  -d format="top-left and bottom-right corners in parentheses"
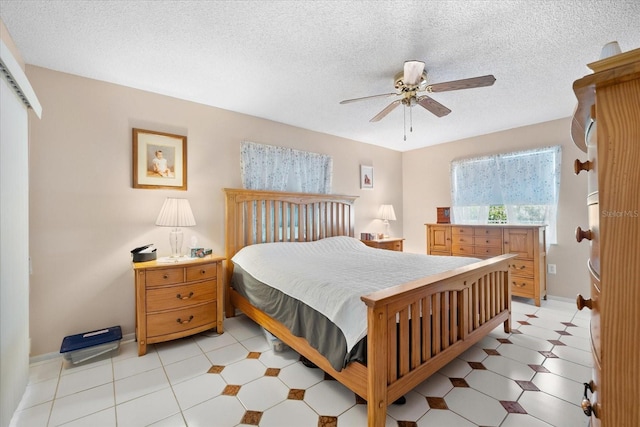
top-left (360, 165), bottom-right (374, 189)
top-left (133, 128), bottom-right (187, 190)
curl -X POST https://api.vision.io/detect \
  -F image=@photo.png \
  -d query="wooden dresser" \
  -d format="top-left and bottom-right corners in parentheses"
top-left (426, 224), bottom-right (546, 306)
top-left (361, 237), bottom-right (404, 251)
top-left (572, 47), bottom-right (640, 426)
top-left (133, 255), bottom-right (225, 355)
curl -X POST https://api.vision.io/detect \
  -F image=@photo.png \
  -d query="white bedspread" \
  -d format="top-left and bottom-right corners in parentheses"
top-left (231, 236), bottom-right (480, 351)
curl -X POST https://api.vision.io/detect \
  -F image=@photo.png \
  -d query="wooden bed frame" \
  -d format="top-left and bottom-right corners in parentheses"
top-left (223, 188), bottom-right (514, 427)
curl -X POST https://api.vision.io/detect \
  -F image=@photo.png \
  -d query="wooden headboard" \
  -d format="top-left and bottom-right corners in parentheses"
top-left (223, 187), bottom-right (358, 271)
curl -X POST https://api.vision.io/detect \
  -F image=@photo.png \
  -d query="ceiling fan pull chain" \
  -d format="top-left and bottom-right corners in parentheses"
top-left (403, 105), bottom-right (407, 141)
top-left (410, 105), bottom-right (413, 133)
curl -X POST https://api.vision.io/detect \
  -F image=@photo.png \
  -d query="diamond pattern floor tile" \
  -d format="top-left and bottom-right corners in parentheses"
top-left (12, 299), bottom-right (592, 427)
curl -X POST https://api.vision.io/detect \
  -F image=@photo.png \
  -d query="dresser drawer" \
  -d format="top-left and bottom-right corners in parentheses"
top-left (186, 263), bottom-right (217, 282)
top-left (146, 281), bottom-right (216, 312)
top-left (451, 227), bottom-right (474, 236)
top-left (510, 276), bottom-right (535, 297)
top-left (452, 234), bottom-right (473, 245)
top-left (452, 244), bottom-right (474, 256)
top-left (145, 267), bottom-right (183, 287)
top-left (473, 245), bottom-right (503, 257)
top-left (147, 302), bottom-right (216, 338)
top-left (508, 259), bottom-right (534, 278)
top-left (473, 227), bottom-right (503, 238)
top-left (473, 236), bottom-right (503, 247)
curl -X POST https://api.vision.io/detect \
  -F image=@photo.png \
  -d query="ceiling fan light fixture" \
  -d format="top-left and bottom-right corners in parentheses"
top-left (403, 60), bottom-right (425, 86)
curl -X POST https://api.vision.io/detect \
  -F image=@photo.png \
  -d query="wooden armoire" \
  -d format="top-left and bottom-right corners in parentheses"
top-left (572, 47), bottom-right (640, 426)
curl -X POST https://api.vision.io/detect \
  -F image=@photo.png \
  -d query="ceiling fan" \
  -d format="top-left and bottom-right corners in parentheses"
top-left (340, 60), bottom-right (496, 139)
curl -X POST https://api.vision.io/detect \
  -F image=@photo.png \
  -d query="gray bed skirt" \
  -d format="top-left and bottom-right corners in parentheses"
top-left (232, 266), bottom-right (367, 371)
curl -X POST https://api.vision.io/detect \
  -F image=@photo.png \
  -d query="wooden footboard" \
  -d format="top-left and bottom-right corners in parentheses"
top-left (361, 254), bottom-right (514, 426)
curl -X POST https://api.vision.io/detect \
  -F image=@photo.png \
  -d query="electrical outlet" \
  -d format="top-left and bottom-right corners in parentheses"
top-left (547, 264), bottom-right (556, 274)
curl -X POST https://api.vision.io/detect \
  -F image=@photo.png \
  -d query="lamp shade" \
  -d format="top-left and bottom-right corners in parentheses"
top-left (378, 204), bottom-right (396, 221)
top-left (155, 198), bottom-right (196, 227)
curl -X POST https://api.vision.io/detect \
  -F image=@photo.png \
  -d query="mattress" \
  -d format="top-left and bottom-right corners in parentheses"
top-left (231, 236), bottom-right (480, 370)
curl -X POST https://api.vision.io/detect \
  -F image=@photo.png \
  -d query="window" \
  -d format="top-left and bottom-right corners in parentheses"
top-left (240, 141), bottom-right (332, 193)
top-left (450, 146), bottom-right (561, 244)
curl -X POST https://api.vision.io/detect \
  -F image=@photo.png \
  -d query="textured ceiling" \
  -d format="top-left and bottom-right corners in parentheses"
top-left (1, 0), bottom-right (639, 152)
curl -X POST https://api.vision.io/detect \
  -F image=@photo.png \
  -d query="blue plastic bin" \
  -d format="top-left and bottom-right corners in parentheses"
top-left (60, 325), bottom-right (122, 364)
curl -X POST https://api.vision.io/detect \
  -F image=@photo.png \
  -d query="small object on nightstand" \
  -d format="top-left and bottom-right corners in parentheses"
top-left (131, 244), bottom-right (157, 262)
top-left (437, 207), bottom-right (451, 224)
top-left (190, 247), bottom-right (213, 258)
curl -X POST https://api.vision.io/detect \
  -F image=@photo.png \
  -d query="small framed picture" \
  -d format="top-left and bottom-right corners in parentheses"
top-left (360, 165), bottom-right (374, 189)
top-left (133, 128), bottom-right (187, 190)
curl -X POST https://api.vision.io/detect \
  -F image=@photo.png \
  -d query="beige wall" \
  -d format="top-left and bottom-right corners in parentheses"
top-left (26, 66), bottom-right (403, 356)
top-left (401, 118), bottom-right (590, 300)
top-left (26, 64), bottom-right (589, 356)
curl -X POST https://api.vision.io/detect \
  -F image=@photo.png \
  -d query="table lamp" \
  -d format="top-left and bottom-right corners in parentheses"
top-left (378, 204), bottom-right (396, 238)
top-left (155, 198), bottom-right (196, 257)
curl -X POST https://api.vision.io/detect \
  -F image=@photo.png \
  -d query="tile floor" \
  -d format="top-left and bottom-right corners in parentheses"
top-left (11, 297), bottom-right (592, 427)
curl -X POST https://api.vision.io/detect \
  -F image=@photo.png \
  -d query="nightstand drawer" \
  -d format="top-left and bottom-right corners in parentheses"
top-left (361, 238), bottom-right (403, 251)
top-left (146, 281), bottom-right (216, 312)
top-left (379, 240), bottom-right (403, 251)
top-left (186, 263), bottom-right (217, 282)
top-left (145, 267), bottom-right (183, 287)
top-left (147, 302), bottom-right (216, 338)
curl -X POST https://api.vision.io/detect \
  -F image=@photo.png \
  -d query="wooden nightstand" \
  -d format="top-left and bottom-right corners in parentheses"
top-left (361, 237), bottom-right (404, 252)
top-left (132, 254), bottom-right (225, 356)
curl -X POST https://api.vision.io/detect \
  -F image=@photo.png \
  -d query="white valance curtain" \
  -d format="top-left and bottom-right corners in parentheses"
top-left (240, 141), bottom-right (332, 193)
top-left (450, 145), bottom-right (562, 244)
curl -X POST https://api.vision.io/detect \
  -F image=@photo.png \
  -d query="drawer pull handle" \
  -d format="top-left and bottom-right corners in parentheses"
top-left (177, 292), bottom-right (194, 300)
top-left (200, 269), bottom-right (206, 275)
top-left (576, 294), bottom-right (593, 311)
top-left (177, 315), bottom-right (194, 324)
top-left (574, 159), bottom-right (592, 175)
top-left (581, 382), bottom-right (594, 417)
top-left (163, 274), bottom-right (169, 279)
top-left (512, 281), bottom-right (527, 288)
top-left (575, 227), bottom-right (592, 242)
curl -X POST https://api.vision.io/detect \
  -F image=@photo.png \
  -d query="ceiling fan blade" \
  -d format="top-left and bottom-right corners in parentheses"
top-left (339, 92), bottom-right (398, 104)
top-left (427, 74), bottom-right (496, 93)
top-left (417, 96), bottom-right (452, 117)
top-left (370, 99), bottom-right (402, 122)
top-left (404, 60), bottom-right (425, 86)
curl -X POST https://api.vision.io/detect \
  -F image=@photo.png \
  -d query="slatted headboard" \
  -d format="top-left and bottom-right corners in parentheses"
top-left (223, 188), bottom-right (358, 298)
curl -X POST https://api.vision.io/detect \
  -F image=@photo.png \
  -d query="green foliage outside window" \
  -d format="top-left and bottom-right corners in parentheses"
top-left (488, 205), bottom-right (507, 223)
